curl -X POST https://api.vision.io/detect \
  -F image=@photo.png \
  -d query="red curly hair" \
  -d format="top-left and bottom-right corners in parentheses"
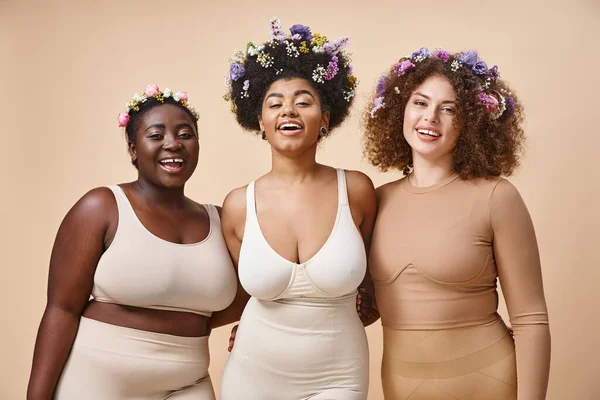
top-left (363, 51), bottom-right (525, 179)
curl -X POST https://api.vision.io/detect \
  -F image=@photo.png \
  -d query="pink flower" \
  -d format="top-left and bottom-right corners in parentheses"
top-left (486, 94), bottom-right (499, 113)
top-left (118, 113), bottom-right (130, 127)
top-left (174, 91), bottom-right (187, 101)
top-left (145, 84), bottom-right (160, 97)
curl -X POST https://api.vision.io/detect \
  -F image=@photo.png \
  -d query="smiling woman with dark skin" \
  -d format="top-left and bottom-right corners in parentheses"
top-left (27, 85), bottom-right (237, 400)
top-left (214, 19), bottom-right (378, 400)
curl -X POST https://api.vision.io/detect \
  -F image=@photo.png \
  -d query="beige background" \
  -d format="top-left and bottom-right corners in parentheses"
top-left (1, 0), bottom-right (599, 398)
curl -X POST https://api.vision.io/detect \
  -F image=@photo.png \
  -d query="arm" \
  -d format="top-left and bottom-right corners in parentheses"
top-left (210, 188), bottom-right (251, 329)
top-left (346, 170), bottom-right (380, 327)
top-left (491, 180), bottom-right (551, 400)
top-left (27, 188), bottom-right (115, 400)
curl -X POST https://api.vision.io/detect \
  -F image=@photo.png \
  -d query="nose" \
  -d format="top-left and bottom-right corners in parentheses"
top-left (163, 134), bottom-right (183, 151)
top-left (281, 101), bottom-right (298, 117)
top-left (424, 108), bottom-right (440, 124)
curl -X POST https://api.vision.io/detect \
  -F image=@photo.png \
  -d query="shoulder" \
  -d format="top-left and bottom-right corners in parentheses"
top-left (343, 169), bottom-right (376, 213)
top-left (61, 186), bottom-right (117, 230)
top-left (221, 185), bottom-right (249, 222)
top-left (375, 178), bottom-right (404, 203)
top-left (344, 169), bottom-right (376, 196)
top-left (73, 186), bottom-right (117, 215)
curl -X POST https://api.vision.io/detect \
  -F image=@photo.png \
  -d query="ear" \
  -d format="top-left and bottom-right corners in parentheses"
top-left (257, 114), bottom-right (265, 132)
top-left (321, 111), bottom-right (331, 130)
top-left (127, 141), bottom-right (137, 164)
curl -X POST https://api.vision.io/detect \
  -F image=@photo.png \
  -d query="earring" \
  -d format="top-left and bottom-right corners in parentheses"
top-left (261, 130), bottom-right (267, 140)
top-left (319, 126), bottom-right (328, 137)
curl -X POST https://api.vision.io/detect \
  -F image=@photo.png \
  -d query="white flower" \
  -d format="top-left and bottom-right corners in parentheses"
top-left (132, 93), bottom-right (144, 102)
top-left (172, 92), bottom-right (180, 101)
top-left (312, 46), bottom-right (324, 54)
top-left (248, 46), bottom-right (259, 56)
top-left (164, 88), bottom-right (173, 98)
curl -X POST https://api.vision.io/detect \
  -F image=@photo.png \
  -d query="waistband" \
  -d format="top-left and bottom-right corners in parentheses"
top-left (382, 319), bottom-right (515, 379)
top-left (74, 317), bottom-right (210, 363)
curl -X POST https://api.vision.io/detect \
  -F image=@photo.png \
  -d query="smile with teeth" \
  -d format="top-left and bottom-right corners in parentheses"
top-left (417, 129), bottom-right (441, 137)
top-left (159, 158), bottom-right (185, 171)
top-left (278, 123), bottom-right (303, 131)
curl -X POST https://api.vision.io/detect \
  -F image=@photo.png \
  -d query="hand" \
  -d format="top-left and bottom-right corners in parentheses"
top-left (228, 324), bottom-right (238, 352)
top-left (356, 288), bottom-right (374, 324)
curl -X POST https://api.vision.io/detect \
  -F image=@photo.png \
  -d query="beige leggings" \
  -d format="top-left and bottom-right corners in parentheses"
top-left (382, 319), bottom-right (517, 400)
top-left (54, 317), bottom-right (215, 400)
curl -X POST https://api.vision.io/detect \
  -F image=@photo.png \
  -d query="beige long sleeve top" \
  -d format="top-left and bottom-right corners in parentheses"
top-left (370, 174), bottom-right (551, 399)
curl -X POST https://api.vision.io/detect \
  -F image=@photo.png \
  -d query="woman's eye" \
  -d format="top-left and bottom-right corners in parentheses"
top-left (269, 104), bottom-right (282, 108)
top-left (296, 102), bottom-right (310, 106)
top-left (414, 100), bottom-right (426, 106)
top-left (179, 132), bottom-right (194, 138)
top-left (149, 133), bottom-right (163, 139)
top-left (442, 107), bottom-right (456, 114)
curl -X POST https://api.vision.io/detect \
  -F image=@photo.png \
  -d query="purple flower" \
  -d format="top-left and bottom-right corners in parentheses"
top-left (347, 64), bottom-right (353, 75)
top-left (323, 36), bottom-right (350, 56)
top-left (370, 96), bottom-right (385, 118)
top-left (229, 63), bottom-right (246, 81)
top-left (394, 60), bottom-right (415, 76)
top-left (289, 24), bottom-right (313, 41)
top-left (243, 80), bottom-right (250, 91)
top-left (490, 65), bottom-right (500, 79)
top-left (325, 56), bottom-right (339, 81)
top-left (433, 49), bottom-right (450, 62)
top-left (411, 47), bottom-right (431, 60)
top-left (505, 97), bottom-right (515, 115)
top-left (458, 50), bottom-right (478, 67)
top-left (376, 75), bottom-right (388, 95)
top-left (269, 17), bottom-right (286, 41)
top-left (472, 61), bottom-right (488, 76)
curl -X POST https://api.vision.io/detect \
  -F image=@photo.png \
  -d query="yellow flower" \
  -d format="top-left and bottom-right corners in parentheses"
top-left (348, 75), bottom-right (357, 87)
top-left (312, 33), bottom-right (328, 48)
top-left (299, 41), bottom-right (309, 54)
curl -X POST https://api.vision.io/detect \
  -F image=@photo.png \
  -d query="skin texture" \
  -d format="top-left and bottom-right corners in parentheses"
top-left (210, 78), bottom-right (379, 349)
top-left (27, 104), bottom-right (213, 400)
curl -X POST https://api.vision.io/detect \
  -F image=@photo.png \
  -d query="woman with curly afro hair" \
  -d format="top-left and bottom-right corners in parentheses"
top-left (364, 48), bottom-right (550, 399)
top-left (214, 18), bottom-right (378, 400)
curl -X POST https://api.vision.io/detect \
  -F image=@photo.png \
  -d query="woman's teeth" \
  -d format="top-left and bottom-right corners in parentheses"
top-left (279, 123), bottom-right (302, 130)
top-left (417, 129), bottom-right (441, 137)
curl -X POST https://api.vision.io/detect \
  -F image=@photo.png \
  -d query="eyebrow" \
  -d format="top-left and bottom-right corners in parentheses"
top-left (414, 92), bottom-right (456, 104)
top-left (265, 89), bottom-right (315, 100)
top-left (144, 123), bottom-right (195, 132)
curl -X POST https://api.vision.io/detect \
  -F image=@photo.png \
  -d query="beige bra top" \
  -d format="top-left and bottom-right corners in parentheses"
top-left (91, 185), bottom-right (237, 317)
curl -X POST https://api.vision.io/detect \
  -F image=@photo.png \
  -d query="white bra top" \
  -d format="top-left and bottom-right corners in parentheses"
top-left (92, 186), bottom-right (238, 317)
top-left (238, 169), bottom-right (367, 301)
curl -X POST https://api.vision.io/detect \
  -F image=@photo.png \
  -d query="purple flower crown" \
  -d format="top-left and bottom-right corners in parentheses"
top-left (370, 48), bottom-right (515, 120)
top-left (224, 17), bottom-right (358, 112)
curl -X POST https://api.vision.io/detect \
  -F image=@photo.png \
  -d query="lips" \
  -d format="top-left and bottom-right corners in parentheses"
top-left (158, 157), bottom-right (185, 173)
top-left (277, 120), bottom-right (304, 136)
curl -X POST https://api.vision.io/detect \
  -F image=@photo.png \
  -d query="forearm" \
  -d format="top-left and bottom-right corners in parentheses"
top-left (27, 306), bottom-right (81, 400)
top-left (513, 320), bottom-right (551, 400)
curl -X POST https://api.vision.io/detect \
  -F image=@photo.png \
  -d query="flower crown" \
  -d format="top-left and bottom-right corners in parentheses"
top-left (117, 84), bottom-right (199, 128)
top-left (370, 48), bottom-right (515, 121)
top-left (224, 17), bottom-right (358, 112)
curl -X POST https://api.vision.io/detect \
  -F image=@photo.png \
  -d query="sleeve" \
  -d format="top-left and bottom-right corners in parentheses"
top-left (489, 179), bottom-right (551, 400)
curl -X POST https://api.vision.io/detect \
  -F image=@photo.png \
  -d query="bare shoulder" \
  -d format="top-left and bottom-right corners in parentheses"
top-left (221, 185), bottom-right (248, 222)
top-left (344, 169), bottom-right (376, 196)
top-left (70, 186), bottom-right (117, 220)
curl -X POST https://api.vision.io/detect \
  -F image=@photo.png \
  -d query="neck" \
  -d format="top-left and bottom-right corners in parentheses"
top-left (132, 177), bottom-right (186, 208)
top-left (269, 145), bottom-right (319, 185)
top-left (409, 151), bottom-right (455, 187)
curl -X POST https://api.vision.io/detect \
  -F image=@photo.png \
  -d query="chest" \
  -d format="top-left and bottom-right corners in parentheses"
top-left (370, 192), bottom-right (494, 284)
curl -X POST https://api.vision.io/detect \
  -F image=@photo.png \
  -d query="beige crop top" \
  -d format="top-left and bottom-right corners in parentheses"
top-left (370, 174), bottom-right (550, 398)
top-left (91, 186), bottom-right (237, 317)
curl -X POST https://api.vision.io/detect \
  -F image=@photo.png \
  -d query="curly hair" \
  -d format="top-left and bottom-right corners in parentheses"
top-left (226, 25), bottom-right (356, 135)
top-left (363, 51), bottom-right (525, 179)
top-left (124, 97), bottom-right (198, 168)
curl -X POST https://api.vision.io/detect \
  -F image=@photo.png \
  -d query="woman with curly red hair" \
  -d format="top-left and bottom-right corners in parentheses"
top-left (364, 48), bottom-right (550, 399)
